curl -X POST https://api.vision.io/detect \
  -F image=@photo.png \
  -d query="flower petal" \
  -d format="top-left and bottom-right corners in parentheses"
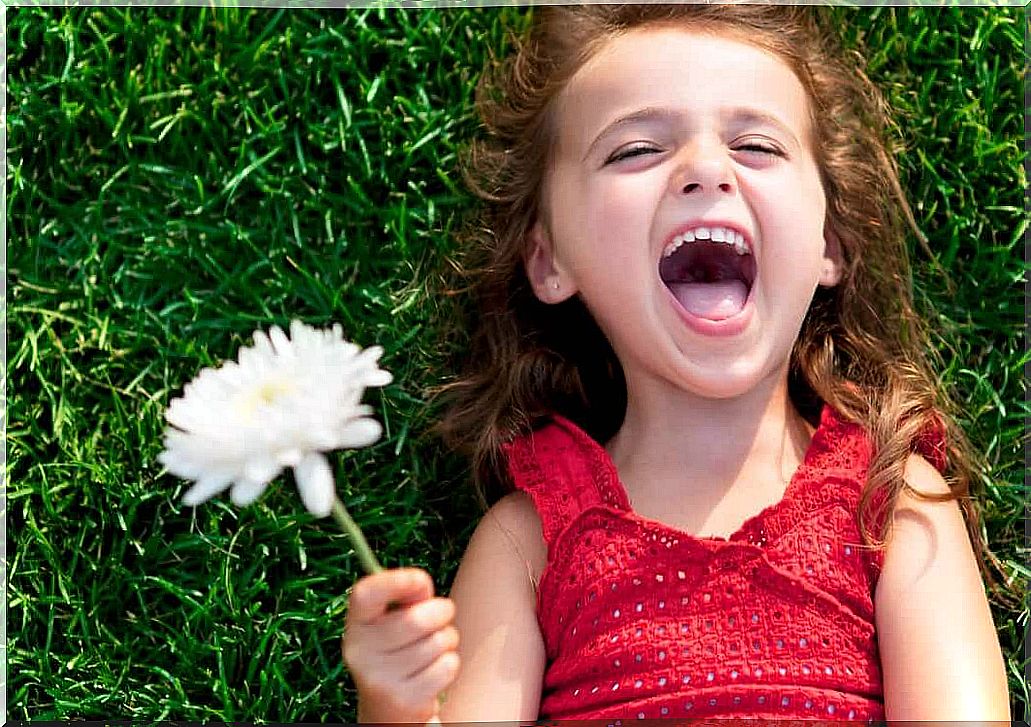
top-left (276, 448), bottom-right (304, 468)
top-left (294, 453), bottom-right (335, 518)
top-left (243, 457), bottom-right (283, 486)
top-left (181, 472), bottom-right (234, 506)
top-left (335, 418), bottom-right (383, 449)
top-left (290, 319), bottom-right (315, 346)
top-left (363, 368), bottom-right (393, 387)
top-left (230, 478), bottom-right (268, 507)
top-left (252, 329), bottom-right (275, 357)
top-left (269, 325), bottom-right (292, 357)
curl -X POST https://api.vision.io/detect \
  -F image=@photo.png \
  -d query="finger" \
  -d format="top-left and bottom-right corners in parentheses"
top-left (354, 619), bottom-right (456, 683)
top-left (399, 625), bottom-right (460, 679)
top-left (387, 597), bottom-right (456, 648)
top-left (342, 597), bottom-right (456, 677)
top-left (403, 650), bottom-right (461, 709)
top-left (369, 596), bottom-right (456, 654)
top-left (347, 568), bottom-right (434, 625)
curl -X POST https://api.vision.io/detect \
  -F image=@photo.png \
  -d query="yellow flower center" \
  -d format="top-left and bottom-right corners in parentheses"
top-left (236, 378), bottom-right (295, 419)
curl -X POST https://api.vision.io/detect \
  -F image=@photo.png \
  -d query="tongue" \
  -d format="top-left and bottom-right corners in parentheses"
top-left (669, 281), bottom-right (749, 321)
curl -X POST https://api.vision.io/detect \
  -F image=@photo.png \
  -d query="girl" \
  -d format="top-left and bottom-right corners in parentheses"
top-left (342, 5), bottom-right (1011, 722)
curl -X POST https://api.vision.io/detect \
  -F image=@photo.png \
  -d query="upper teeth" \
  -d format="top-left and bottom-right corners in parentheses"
top-left (663, 226), bottom-right (750, 257)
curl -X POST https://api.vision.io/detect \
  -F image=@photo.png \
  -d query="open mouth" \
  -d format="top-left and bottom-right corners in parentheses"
top-left (659, 235), bottom-right (757, 321)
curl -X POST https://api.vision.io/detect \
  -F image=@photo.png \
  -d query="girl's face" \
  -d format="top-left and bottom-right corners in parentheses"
top-left (525, 27), bottom-right (841, 402)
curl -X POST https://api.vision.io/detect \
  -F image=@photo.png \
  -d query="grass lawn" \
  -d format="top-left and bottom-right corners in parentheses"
top-left (7, 5), bottom-right (1027, 722)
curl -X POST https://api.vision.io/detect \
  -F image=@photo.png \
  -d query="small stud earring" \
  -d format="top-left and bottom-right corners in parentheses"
top-left (552, 280), bottom-right (560, 290)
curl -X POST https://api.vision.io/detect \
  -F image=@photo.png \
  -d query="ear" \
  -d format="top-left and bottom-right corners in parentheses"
top-left (524, 220), bottom-right (577, 303)
top-left (819, 222), bottom-right (844, 287)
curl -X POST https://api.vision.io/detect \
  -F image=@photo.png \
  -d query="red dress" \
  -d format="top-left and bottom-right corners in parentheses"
top-left (502, 405), bottom-right (945, 721)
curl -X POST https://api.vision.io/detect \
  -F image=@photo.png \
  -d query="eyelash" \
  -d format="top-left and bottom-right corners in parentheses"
top-left (736, 142), bottom-right (783, 156)
top-left (605, 141), bottom-right (784, 165)
top-left (606, 144), bottom-right (660, 164)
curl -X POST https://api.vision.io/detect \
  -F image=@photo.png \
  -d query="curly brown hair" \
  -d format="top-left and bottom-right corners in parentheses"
top-left (433, 5), bottom-right (996, 585)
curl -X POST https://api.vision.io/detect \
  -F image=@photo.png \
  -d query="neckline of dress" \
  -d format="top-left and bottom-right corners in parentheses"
top-left (550, 404), bottom-right (839, 548)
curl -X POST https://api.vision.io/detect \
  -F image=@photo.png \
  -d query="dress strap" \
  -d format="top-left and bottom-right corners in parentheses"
top-left (502, 415), bottom-right (615, 547)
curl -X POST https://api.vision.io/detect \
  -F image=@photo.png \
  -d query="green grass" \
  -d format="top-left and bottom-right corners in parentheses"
top-left (7, 5), bottom-right (1026, 722)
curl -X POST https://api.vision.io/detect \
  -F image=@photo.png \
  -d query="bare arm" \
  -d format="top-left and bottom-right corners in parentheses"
top-left (438, 491), bottom-right (548, 722)
top-left (875, 454), bottom-right (1010, 720)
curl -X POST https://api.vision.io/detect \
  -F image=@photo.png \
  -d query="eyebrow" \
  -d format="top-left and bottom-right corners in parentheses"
top-left (582, 106), bottom-right (801, 162)
top-left (583, 107), bottom-right (678, 162)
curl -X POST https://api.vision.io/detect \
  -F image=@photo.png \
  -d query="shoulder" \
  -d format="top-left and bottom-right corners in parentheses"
top-left (873, 455), bottom-right (1010, 718)
top-left (476, 491), bottom-right (548, 591)
top-left (884, 453), bottom-right (965, 559)
top-left (875, 453), bottom-right (968, 601)
top-left (450, 491), bottom-right (548, 599)
top-left (901, 451), bottom-right (950, 494)
top-left (888, 452), bottom-right (964, 541)
top-left (440, 491), bottom-right (548, 720)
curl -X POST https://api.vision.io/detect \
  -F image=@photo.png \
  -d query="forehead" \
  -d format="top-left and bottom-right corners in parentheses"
top-left (553, 27), bottom-right (813, 152)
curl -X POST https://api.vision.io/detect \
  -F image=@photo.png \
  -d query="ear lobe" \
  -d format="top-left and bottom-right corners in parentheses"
top-left (524, 221), bottom-right (575, 303)
top-left (819, 224), bottom-right (844, 287)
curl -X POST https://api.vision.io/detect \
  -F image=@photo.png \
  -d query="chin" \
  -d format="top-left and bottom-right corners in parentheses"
top-left (671, 359), bottom-right (777, 401)
top-left (684, 379), bottom-right (758, 401)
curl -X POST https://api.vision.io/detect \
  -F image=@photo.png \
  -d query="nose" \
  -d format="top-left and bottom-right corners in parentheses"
top-left (671, 138), bottom-right (735, 197)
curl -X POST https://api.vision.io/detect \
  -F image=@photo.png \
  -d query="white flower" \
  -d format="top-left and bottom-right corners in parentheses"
top-left (158, 320), bottom-right (392, 518)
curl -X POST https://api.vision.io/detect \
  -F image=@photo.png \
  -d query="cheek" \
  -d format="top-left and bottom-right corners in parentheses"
top-left (557, 176), bottom-right (658, 270)
top-left (760, 171), bottom-right (824, 220)
top-left (591, 174), bottom-right (665, 234)
top-left (748, 172), bottom-right (826, 247)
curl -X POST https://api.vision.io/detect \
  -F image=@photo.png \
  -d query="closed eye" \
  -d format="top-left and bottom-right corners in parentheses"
top-left (605, 144), bottom-right (662, 164)
top-left (735, 141), bottom-right (784, 157)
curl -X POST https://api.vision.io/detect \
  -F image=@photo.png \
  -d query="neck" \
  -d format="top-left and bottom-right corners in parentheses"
top-left (605, 369), bottom-right (814, 503)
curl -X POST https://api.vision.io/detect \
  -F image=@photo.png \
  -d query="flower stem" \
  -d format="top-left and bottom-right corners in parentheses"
top-left (331, 498), bottom-right (443, 708)
top-left (331, 496), bottom-right (383, 574)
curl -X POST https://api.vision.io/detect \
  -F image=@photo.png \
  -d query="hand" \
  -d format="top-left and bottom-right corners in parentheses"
top-left (343, 567), bottom-right (461, 724)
